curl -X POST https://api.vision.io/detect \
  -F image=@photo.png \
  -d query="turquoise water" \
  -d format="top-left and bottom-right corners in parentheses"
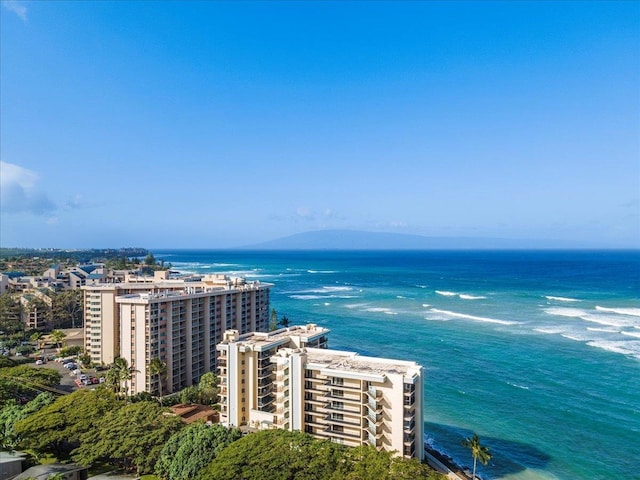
top-left (154, 250), bottom-right (640, 480)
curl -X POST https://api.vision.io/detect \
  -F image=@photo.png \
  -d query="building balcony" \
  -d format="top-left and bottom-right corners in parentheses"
top-left (322, 404), bottom-right (362, 415)
top-left (324, 392), bottom-right (362, 403)
top-left (366, 387), bottom-right (382, 400)
top-left (318, 426), bottom-right (362, 441)
top-left (324, 415), bottom-right (361, 428)
top-left (366, 424), bottom-right (384, 439)
top-left (403, 420), bottom-right (415, 434)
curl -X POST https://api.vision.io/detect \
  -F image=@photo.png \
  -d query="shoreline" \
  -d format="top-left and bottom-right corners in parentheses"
top-left (425, 445), bottom-right (475, 480)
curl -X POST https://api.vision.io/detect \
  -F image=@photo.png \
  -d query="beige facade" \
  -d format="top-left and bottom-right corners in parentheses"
top-left (83, 275), bottom-right (272, 394)
top-left (217, 326), bottom-right (423, 460)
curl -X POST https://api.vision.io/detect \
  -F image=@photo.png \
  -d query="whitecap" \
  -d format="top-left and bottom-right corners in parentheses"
top-left (545, 307), bottom-right (640, 328)
top-left (561, 333), bottom-right (591, 342)
top-left (396, 295), bottom-right (406, 299)
top-left (290, 294), bottom-right (358, 301)
top-left (595, 306), bottom-right (640, 317)
top-left (422, 304), bottom-right (431, 308)
top-left (545, 296), bottom-right (581, 302)
top-left (587, 340), bottom-right (640, 359)
top-left (429, 308), bottom-right (518, 325)
top-left (324, 302), bottom-right (331, 306)
top-left (435, 290), bottom-right (457, 297)
top-left (621, 330), bottom-right (640, 339)
top-left (534, 327), bottom-right (567, 335)
top-left (322, 286), bottom-right (353, 292)
top-left (290, 295), bottom-right (323, 300)
top-left (365, 307), bottom-right (392, 313)
top-left (459, 294), bottom-right (487, 300)
top-left (586, 327), bottom-right (619, 333)
top-left (507, 382), bottom-right (530, 390)
top-left (307, 270), bottom-right (337, 274)
top-left (416, 285), bottom-right (428, 289)
top-left (544, 307), bottom-right (586, 318)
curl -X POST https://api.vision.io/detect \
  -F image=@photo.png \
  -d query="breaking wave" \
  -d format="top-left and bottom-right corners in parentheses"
top-left (429, 308), bottom-right (518, 325)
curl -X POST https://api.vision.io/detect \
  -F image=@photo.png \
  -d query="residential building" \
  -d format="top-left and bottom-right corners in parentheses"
top-left (217, 326), bottom-right (424, 460)
top-left (19, 290), bottom-right (53, 331)
top-left (83, 274), bottom-right (272, 394)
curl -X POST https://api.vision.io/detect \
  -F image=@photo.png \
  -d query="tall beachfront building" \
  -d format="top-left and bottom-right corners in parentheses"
top-left (82, 272), bottom-right (272, 394)
top-left (217, 326), bottom-right (424, 460)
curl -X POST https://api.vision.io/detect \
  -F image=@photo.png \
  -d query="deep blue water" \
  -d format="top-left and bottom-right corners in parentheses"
top-left (153, 249), bottom-right (640, 480)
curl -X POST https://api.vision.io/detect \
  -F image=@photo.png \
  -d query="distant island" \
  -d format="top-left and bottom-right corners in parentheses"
top-left (241, 229), bottom-right (595, 250)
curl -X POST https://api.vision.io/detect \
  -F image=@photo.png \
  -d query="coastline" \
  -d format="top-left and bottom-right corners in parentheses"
top-left (425, 446), bottom-right (474, 480)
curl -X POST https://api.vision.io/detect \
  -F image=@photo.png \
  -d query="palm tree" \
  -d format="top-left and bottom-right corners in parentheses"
top-left (462, 434), bottom-right (492, 480)
top-left (30, 332), bottom-right (43, 350)
top-left (148, 357), bottom-right (167, 405)
top-left (110, 357), bottom-right (139, 397)
top-left (50, 329), bottom-right (66, 350)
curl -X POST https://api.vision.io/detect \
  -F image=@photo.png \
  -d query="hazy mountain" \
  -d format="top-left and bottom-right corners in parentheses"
top-left (241, 230), bottom-right (587, 250)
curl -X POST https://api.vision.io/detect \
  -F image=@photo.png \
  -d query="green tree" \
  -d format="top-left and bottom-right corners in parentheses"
top-left (14, 388), bottom-right (121, 459)
top-left (0, 392), bottom-right (54, 449)
top-left (196, 429), bottom-right (348, 480)
top-left (197, 371), bottom-right (219, 406)
top-left (58, 345), bottom-right (83, 358)
top-left (269, 308), bottom-right (278, 331)
top-left (0, 294), bottom-right (22, 334)
top-left (51, 290), bottom-right (83, 329)
top-left (29, 332), bottom-right (43, 350)
top-left (50, 330), bottom-right (66, 350)
top-left (107, 357), bottom-right (138, 397)
top-left (0, 365), bottom-right (62, 406)
top-left (461, 434), bottom-right (492, 480)
top-left (148, 358), bottom-right (167, 405)
top-left (279, 315), bottom-right (290, 328)
top-left (156, 422), bottom-right (241, 480)
top-left (144, 253), bottom-right (157, 266)
top-left (73, 401), bottom-right (183, 475)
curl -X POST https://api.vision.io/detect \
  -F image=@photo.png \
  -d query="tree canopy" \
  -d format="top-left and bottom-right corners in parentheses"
top-left (13, 388), bottom-right (121, 459)
top-left (0, 365), bottom-right (62, 406)
top-left (73, 400), bottom-right (184, 475)
top-left (155, 422), bottom-right (241, 480)
top-left (196, 429), bottom-right (443, 480)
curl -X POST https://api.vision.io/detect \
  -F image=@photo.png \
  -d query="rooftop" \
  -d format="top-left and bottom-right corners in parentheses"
top-left (220, 324), bottom-right (329, 351)
top-left (304, 347), bottom-right (422, 379)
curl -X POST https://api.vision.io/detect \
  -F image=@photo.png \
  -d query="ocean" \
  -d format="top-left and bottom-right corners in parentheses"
top-left (153, 249), bottom-right (639, 480)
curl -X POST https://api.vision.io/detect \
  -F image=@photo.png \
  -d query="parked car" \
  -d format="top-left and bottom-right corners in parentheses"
top-left (35, 359), bottom-right (43, 365)
top-left (72, 369), bottom-right (82, 376)
top-left (91, 377), bottom-right (100, 384)
top-left (64, 363), bottom-right (78, 370)
top-left (79, 374), bottom-right (87, 381)
top-left (98, 377), bottom-right (106, 383)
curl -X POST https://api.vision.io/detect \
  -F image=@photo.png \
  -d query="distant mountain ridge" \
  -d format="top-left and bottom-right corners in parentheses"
top-left (241, 230), bottom-right (587, 250)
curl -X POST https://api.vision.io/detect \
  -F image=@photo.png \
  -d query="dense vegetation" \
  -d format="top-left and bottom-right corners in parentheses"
top-left (197, 429), bottom-right (443, 480)
top-left (0, 378), bottom-right (444, 479)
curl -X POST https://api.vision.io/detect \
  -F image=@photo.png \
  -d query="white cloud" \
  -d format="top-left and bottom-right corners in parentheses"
top-left (296, 207), bottom-right (314, 219)
top-left (2, 0), bottom-right (27, 21)
top-left (0, 161), bottom-right (56, 215)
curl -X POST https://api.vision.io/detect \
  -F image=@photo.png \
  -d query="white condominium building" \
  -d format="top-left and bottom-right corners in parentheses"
top-left (83, 273), bottom-right (272, 394)
top-left (217, 326), bottom-right (424, 460)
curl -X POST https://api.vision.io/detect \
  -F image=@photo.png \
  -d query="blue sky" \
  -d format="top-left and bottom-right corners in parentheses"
top-left (1, 1), bottom-right (638, 248)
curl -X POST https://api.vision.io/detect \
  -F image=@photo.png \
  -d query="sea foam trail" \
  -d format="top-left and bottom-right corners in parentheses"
top-left (595, 306), bottom-right (640, 317)
top-left (545, 295), bottom-right (581, 302)
top-left (544, 307), bottom-right (640, 328)
top-left (435, 290), bottom-right (458, 297)
top-left (587, 340), bottom-right (640, 360)
top-left (429, 308), bottom-right (518, 325)
top-left (459, 294), bottom-right (487, 300)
